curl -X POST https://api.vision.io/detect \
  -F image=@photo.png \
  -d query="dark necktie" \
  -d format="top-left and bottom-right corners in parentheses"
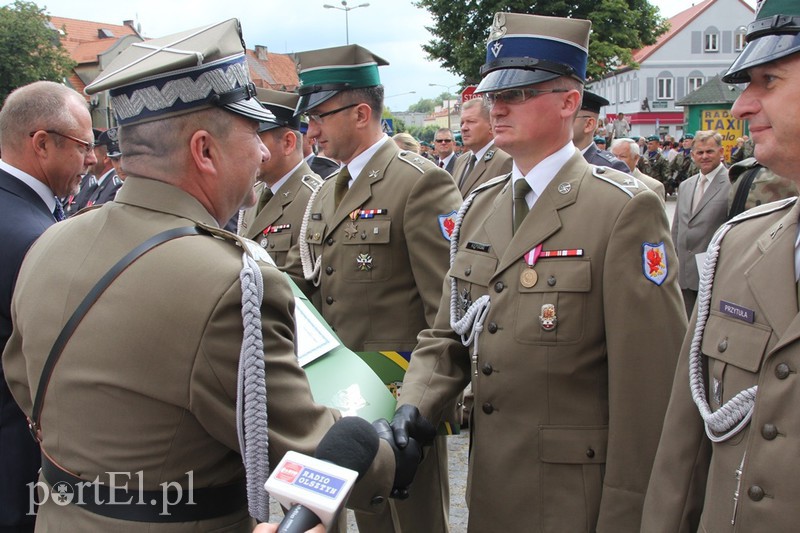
top-left (439, 159), bottom-right (445, 168)
top-left (459, 154), bottom-right (477, 188)
top-left (256, 187), bottom-right (273, 214)
top-left (334, 166), bottom-right (351, 208)
top-left (53, 199), bottom-right (65, 222)
top-left (513, 179), bottom-right (532, 234)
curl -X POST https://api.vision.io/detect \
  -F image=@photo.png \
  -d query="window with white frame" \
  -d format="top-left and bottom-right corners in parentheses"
top-left (705, 31), bottom-right (719, 52)
top-left (657, 77), bottom-right (674, 100)
top-left (734, 27), bottom-right (746, 51)
top-left (688, 77), bottom-right (704, 93)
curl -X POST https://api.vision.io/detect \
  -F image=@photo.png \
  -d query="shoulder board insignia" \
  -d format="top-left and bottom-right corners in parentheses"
top-left (730, 157), bottom-right (759, 171)
top-left (592, 166), bottom-right (635, 198)
top-left (195, 221), bottom-right (275, 264)
top-left (397, 151), bottom-right (429, 173)
top-left (484, 150), bottom-right (495, 162)
top-left (301, 173), bottom-right (323, 192)
top-left (727, 197), bottom-right (797, 225)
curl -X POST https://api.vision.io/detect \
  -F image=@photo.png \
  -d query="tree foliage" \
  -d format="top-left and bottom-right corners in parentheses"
top-left (415, 0), bottom-right (669, 84)
top-left (0, 1), bottom-right (75, 105)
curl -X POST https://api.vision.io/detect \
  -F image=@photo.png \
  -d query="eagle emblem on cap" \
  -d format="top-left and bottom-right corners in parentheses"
top-left (488, 13), bottom-right (507, 43)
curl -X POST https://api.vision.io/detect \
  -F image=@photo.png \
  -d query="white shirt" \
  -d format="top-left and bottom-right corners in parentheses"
top-left (0, 159), bottom-right (57, 213)
top-left (511, 142), bottom-right (576, 210)
top-left (271, 160), bottom-right (304, 194)
top-left (343, 134), bottom-right (390, 187)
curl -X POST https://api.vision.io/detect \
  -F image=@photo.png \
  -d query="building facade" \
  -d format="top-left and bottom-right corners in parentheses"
top-left (589, 0), bottom-right (754, 140)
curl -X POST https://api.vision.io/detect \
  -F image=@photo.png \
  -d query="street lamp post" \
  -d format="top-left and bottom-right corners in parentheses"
top-left (323, 1), bottom-right (370, 45)
top-left (429, 83), bottom-right (459, 130)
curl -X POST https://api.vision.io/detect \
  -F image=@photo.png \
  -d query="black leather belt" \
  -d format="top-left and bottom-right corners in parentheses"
top-left (41, 452), bottom-right (246, 523)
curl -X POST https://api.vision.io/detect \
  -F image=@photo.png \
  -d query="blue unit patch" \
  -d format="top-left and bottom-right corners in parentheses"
top-left (438, 210), bottom-right (457, 241)
top-left (642, 242), bottom-right (668, 286)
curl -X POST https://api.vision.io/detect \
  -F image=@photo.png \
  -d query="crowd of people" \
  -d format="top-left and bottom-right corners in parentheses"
top-left (2, 0), bottom-right (800, 531)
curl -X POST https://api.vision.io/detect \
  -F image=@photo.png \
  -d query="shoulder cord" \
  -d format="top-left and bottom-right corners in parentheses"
top-left (236, 252), bottom-right (270, 522)
top-left (298, 183), bottom-right (322, 286)
top-left (689, 222), bottom-right (757, 442)
top-left (448, 191), bottom-right (492, 360)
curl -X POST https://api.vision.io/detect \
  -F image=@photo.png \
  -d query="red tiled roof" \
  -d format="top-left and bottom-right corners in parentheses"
top-left (632, 0), bottom-right (754, 63)
top-left (246, 50), bottom-right (299, 91)
top-left (66, 73), bottom-right (85, 94)
top-left (49, 16), bottom-right (138, 44)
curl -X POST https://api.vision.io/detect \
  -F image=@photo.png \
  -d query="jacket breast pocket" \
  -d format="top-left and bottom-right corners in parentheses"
top-left (514, 259), bottom-right (591, 344)
top-left (702, 312), bottom-right (771, 411)
top-left (448, 250), bottom-right (497, 309)
top-left (266, 231), bottom-right (292, 253)
top-left (340, 219), bottom-right (392, 282)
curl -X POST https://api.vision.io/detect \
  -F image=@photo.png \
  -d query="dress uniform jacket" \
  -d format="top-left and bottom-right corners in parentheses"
top-left (240, 162), bottom-right (322, 267)
top-left (0, 169), bottom-right (54, 531)
top-left (451, 142), bottom-right (513, 198)
top-left (398, 151), bottom-right (687, 533)
top-left (283, 138), bottom-right (463, 533)
top-left (642, 198), bottom-right (800, 533)
top-left (583, 142), bottom-right (631, 173)
top-left (633, 168), bottom-right (666, 203)
top-left (85, 171), bottom-right (122, 207)
top-left (2, 176), bottom-right (395, 532)
top-left (671, 166), bottom-right (731, 292)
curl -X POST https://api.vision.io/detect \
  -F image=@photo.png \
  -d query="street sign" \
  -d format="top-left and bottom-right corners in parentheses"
top-left (461, 85), bottom-right (478, 102)
top-left (381, 118), bottom-right (394, 136)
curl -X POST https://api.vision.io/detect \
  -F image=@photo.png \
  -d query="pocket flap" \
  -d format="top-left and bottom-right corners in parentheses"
top-left (702, 312), bottom-right (771, 373)
top-left (539, 425), bottom-right (608, 464)
top-left (449, 250), bottom-right (497, 284)
top-left (305, 221), bottom-right (326, 245)
top-left (341, 219), bottom-right (391, 245)
top-left (520, 259), bottom-right (591, 293)
top-left (267, 232), bottom-right (292, 252)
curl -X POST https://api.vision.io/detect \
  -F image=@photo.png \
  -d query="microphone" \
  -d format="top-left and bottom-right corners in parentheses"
top-left (266, 416), bottom-right (379, 533)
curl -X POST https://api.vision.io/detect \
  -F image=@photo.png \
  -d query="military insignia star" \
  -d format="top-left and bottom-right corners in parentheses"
top-left (369, 170), bottom-right (380, 178)
top-left (344, 222), bottom-right (358, 240)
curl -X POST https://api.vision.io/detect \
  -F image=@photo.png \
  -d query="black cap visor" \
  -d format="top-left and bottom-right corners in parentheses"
top-left (475, 68), bottom-right (560, 94)
top-left (722, 32), bottom-right (800, 83)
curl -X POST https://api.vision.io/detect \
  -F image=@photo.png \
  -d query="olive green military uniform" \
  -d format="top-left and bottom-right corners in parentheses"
top-left (239, 162), bottom-right (322, 267)
top-left (2, 177), bottom-right (396, 532)
top-left (399, 151), bottom-right (686, 532)
top-left (283, 138), bottom-right (463, 533)
top-left (670, 150), bottom-right (697, 185)
top-left (451, 141), bottom-right (513, 198)
top-left (644, 150), bottom-right (670, 183)
top-left (642, 198), bottom-right (800, 532)
top-left (727, 157), bottom-right (799, 219)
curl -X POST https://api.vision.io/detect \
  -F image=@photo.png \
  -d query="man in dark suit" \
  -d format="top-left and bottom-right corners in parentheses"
top-left (0, 80), bottom-right (96, 532)
top-left (433, 127), bottom-right (457, 174)
top-left (671, 129), bottom-right (731, 316)
top-left (573, 90), bottom-right (630, 173)
top-left (451, 97), bottom-right (512, 197)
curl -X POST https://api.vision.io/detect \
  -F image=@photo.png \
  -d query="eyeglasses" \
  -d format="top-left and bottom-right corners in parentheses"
top-left (434, 139), bottom-right (453, 143)
top-left (483, 88), bottom-right (569, 106)
top-left (305, 103), bottom-right (359, 124)
top-left (29, 130), bottom-right (96, 154)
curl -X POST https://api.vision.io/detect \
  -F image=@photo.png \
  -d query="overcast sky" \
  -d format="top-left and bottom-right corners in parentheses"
top-left (7, 0), bottom-right (755, 111)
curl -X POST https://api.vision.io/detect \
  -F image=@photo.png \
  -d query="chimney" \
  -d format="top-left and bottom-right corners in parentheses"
top-left (123, 20), bottom-right (134, 29)
top-left (255, 45), bottom-right (268, 61)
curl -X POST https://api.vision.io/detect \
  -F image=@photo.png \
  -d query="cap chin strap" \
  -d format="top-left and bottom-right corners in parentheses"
top-left (211, 82), bottom-right (258, 106)
top-left (480, 57), bottom-right (576, 79)
top-left (747, 14), bottom-right (800, 40)
top-left (298, 82), bottom-right (352, 96)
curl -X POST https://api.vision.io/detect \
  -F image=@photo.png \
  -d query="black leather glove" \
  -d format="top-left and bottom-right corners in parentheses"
top-left (372, 418), bottom-right (423, 500)
top-left (389, 404), bottom-right (436, 449)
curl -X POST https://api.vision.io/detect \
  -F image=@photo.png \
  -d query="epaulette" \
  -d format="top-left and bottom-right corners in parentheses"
top-left (472, 172), bottom-right (511, 195)
top-left (397, 150), bottom-right (432, 173)
top-left (596, 151), bottom-right (618, 165)
top-left (592, 166), bottom-right (650, 198)
top-left (301, 173), bottom-right (323, 192)
top-left (727, 196), bottom-right (797, 225)
top-left (730, 157), bottom-right (759, 171)
top-left (195, 220), bottom-right (276, 265)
